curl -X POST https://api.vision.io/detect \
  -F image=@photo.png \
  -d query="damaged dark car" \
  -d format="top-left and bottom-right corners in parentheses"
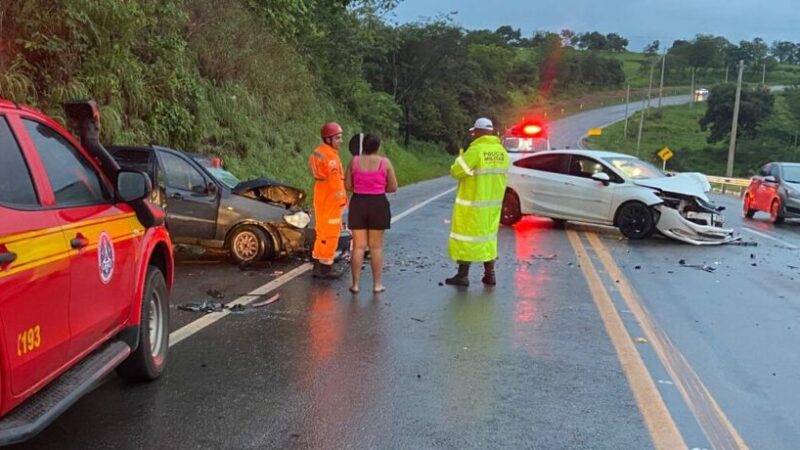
top-left (109, 145), bottom-right (349, 264)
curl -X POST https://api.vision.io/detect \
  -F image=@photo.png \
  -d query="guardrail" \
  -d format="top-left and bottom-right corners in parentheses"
top-left (705, 175), bottom-right (751, 197)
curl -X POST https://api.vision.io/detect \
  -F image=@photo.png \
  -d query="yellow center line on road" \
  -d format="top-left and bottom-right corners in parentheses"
top-left (566, 230), bottom-right (685, 449)
top-left (584, 232), bottom-right (749, 450)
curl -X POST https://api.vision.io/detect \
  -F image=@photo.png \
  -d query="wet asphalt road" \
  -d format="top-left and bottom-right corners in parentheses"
top-left (12, 98), bottom-right (800, 449)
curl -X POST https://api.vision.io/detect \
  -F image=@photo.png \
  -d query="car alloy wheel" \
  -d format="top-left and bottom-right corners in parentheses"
top-left (116, 266), bottom-right (169, 381)
top-left (228, 225), bottom-right (269, 264)
top-left (148, 288), bottom-right (165, 361)
top-left (616, 202), bottom-right (655, 239)
top-left (234, 231), bottom-right (259, 260)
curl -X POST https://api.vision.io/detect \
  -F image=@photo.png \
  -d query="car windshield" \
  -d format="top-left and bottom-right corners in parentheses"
top-left (205, 167), bottom-right (240, 189)
top-left (781, 165), bottom-right (800, 183)
top-left (602, 157), bottom-right (664, 180)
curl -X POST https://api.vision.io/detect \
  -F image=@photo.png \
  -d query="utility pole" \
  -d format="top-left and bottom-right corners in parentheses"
top-left (623, 84), bottom-right (630, 139)
top-left (725, 64), bottom-right (729, 83)
top-left (727, 60), bottom-right (744, 177)
top-left (689, 67), bottom-right (696, 108)
top-left (762, 61), bottom-right (766, 85)
top-left (637, 62), bottom-right (656, 156)
top-left (658, 52), bottom-right (666, 108)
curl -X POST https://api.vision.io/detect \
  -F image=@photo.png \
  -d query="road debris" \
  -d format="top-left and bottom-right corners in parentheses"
top-left (206, 289), bottom-right (225, 299)
top-left (634, 337), bottom-right (649, 344)
top-left (228, 304), bottom-right (247, 313)
top-left (730, 240), bottom-right (758, 247)
top-left (178, 301), bottom-right (224, 313)
top-left (252, 293), bottom-right (281, 308)
top-left (178, 293), bottom-right (281, 313)
top-left (410, 317), bottom-right (425, 323)
top-left (678, 259), bottom-right (716, 273)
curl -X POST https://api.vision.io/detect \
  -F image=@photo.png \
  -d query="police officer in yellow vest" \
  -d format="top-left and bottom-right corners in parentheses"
top-left (445, 117), bottom-right (510, 286)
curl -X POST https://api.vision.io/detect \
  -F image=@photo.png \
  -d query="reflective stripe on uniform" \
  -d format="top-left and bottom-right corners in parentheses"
top-left (456, 156), bottom-right (474, 176)
top-left (455, 198), bottom-right (502, 208)
top-left (449, 231), bottom-right (497, 243)
top-left (328, 218), bottom-right (342, 224)
top-left (312, 151), bottom-right (325, 160)
top-left (473, 168), bottom-right (509, 175)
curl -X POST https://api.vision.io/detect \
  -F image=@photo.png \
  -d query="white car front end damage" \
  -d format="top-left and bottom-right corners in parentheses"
top-left (636, 173), bottom-right (739, 245)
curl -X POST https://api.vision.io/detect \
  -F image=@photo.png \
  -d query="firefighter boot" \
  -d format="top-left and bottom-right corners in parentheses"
top-left (482, 260), bottom-right (496, 286)
top-left (445, 263), bottom-right (470, 286)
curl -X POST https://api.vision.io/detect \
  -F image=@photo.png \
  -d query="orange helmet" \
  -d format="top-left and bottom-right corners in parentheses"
top-left (320, 122), bottom-right (343, 139)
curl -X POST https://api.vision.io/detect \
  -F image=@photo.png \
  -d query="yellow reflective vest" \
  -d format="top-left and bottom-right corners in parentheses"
top-left (448, 135), bottom-right (510, 262)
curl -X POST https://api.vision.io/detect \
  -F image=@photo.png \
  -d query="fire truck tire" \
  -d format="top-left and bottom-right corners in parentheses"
top-left (117, 266), bottom-right (169, 382)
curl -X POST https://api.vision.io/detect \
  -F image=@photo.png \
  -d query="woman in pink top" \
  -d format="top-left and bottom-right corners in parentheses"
top-left (344, 134), bottom-right (398, 293)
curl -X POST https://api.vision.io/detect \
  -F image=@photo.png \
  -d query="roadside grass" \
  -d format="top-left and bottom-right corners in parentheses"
top-left (584, 102), bottom-right (729, 175)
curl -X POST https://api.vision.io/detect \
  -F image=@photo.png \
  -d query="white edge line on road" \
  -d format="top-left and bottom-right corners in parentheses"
top-left (741, 226), bottom-right (799, 249)
top-left (169, 185), bottom-right (457, 347)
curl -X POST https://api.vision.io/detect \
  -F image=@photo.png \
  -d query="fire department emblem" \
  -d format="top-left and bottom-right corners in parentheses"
top-left (98, 232), bottom-right (115, 284)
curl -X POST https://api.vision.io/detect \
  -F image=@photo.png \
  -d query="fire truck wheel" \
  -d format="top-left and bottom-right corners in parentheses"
top-left (117, 266), bottom-right (169, 382)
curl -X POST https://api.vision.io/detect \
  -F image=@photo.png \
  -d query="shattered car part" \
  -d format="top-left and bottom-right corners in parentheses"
top-left (650, 187), bottom-right (739, 245)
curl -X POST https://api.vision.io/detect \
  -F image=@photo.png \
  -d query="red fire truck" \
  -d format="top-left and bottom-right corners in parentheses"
top-left (0, 99), bottom-right (173, 444)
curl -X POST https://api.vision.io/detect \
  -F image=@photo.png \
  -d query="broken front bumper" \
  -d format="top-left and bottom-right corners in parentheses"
top-left (654, 206), bottom-right (739, 245)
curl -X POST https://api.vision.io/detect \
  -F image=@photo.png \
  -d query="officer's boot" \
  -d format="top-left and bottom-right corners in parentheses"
top-left (445, 263), bottom-right (470, 286)
top-left (482, 260), bottom-right (496, 286)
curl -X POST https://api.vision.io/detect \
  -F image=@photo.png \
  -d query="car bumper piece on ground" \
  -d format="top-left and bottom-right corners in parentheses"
top-left (655, 206), bottom-right (739, 245)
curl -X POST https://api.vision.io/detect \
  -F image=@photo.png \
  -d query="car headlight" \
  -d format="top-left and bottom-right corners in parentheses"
top-left (283, 211), bottom-right (311, 228)
top-left (786, 187), bottom-right (800, 199)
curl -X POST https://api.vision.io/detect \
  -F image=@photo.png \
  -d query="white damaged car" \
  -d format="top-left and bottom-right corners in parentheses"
top-left (501, 149), bottom-right (738, 245)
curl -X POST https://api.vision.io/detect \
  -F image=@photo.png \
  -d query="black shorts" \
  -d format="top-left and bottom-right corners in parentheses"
top-left (348, 193), bottom-right (391, 230)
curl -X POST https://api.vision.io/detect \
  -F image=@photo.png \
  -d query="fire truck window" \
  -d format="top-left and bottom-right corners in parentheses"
top-left (159, 151), bottom-right (207, 193)
top-left (0, 117), bottom-right (39, 207)
top-left (23, 119), bottom-right (110, 207)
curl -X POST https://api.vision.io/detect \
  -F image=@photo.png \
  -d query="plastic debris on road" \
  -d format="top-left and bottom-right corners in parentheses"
top-left (251, 293), bottom-right (281, 308)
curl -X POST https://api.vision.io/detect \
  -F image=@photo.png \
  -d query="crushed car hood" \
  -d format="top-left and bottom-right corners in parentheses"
top-left (232, 178), bottom-right (306, 209)
top-left (633, 173), bottom-right (711, 200)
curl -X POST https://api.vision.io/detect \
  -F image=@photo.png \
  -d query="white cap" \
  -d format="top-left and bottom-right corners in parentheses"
top-left (469, 117), bottom-right (493, 132)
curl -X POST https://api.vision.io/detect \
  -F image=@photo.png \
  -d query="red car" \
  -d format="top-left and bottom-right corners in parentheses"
top-left (0, 100), bottom-right (173, 444)
top-left (743, 162), bottom-right (800, 224)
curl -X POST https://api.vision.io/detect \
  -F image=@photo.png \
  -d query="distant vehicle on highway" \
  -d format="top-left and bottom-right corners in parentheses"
top-left (110, 145), bottom-right (349, 264)
top-left (743, 162), bottom-right (800, 223)
top-left (501, 149), bottom-right (736, 245)
top-left (694, 87), bottom-right (710, 102)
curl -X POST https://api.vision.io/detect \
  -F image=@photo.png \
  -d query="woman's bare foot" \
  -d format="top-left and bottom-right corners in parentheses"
top-left (349, 286), bottom-right (360, 293)
top-left (373, 285), bottom-right (386, 293)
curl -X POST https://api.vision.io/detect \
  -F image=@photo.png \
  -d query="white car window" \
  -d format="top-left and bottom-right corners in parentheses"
top-left (603, 157), bottom-right (663, 180)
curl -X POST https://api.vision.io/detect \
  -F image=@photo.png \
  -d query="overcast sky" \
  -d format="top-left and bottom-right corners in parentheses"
top-left (389, 0), bottom-right (798, 51)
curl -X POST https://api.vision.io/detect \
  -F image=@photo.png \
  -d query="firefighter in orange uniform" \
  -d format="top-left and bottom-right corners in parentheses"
top-left (309, 122), bottom-right (347, 278)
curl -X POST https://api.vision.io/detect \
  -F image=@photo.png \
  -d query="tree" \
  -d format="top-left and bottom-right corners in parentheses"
top-left (771, 40), bottom-right (797, 63)
top-left (495, 25), bottom-right (523, 47)
top-left (560, 29), bottom-right (576, 48)
top-left (699, 84), bottom-right (774, 143)
top-left (580, 31), bottom-right (607, 50)
top-left (644, 40), bottom-right (660, 54)
top-left (605, 33), bottom-right (628, 52)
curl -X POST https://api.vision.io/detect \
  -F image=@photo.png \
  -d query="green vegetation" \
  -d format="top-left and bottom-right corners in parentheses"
top-left (586, 103), bottom-right (727, 173)
top-left (3, 2), bottom-right (800, 194)
top-left (587, 88), bottom-right (800, 177)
